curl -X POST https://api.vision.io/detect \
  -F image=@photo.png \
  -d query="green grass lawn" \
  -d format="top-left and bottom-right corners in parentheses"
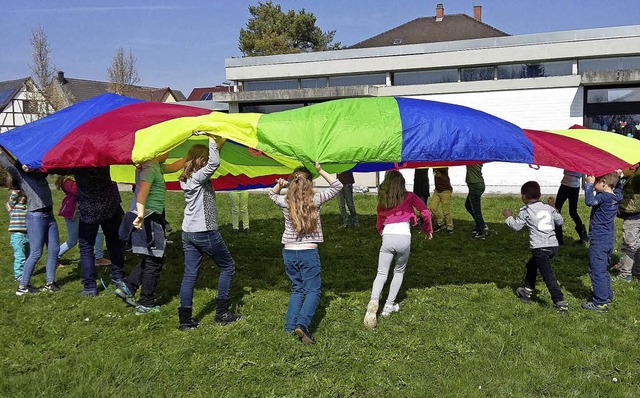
top-left (1, 190), bottom-right (638, 397)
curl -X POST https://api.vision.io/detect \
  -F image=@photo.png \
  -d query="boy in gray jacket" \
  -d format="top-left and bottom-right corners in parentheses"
top-left (503, 181), bottom-right (568, 313)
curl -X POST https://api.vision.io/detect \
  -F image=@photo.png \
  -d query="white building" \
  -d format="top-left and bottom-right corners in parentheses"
top-left (217, 6), bottom-right (640, 194)
top-left (0, 78), bottom-right (44, 134)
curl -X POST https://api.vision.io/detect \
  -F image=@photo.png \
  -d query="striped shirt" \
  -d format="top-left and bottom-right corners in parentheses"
top-left (6, 190), bottom-right (27, 233)
top-left (269, 180), bottom-right (342, 244)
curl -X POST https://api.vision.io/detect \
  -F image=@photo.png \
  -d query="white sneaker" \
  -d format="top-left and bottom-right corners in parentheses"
top-left (363, 299), bottom-right (378, 328)
top-left (381, 302), bottom-right (400, 316)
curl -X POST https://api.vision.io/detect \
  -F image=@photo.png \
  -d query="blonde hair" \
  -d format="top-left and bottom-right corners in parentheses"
top-left (179, 144), bottom-right (209, 182)
top-left (55, 175), bottom-right (72, 189)
top-left (286, 167), bottom-right (318, 234)
top-left (378, 170), bottom-right (406, 210)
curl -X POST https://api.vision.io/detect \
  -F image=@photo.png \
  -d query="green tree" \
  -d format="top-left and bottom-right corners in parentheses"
top-left (239, 1), bottom-right (341, 57)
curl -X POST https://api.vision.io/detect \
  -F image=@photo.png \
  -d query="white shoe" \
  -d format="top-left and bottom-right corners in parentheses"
top-left (363, 299), bottom-right (378, 328)
top-left (381, 302), bottom-right (400, 316)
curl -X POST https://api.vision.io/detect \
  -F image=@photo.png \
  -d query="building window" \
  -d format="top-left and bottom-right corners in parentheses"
top-left (497, 60), bottom-right (573, 79)
top-left (579, 56), bottom-right (640, 73)
top-left (393, 69), bottom-right (458, 85)
top-left (301, 78), bottom-right (328, 89)
top-left (199, 92), bottom-right (213, 100)
top-left (244, 80), bottom-right (299, 91)
top-left (22, 100), bottom-right (39, 114)
top-left (460, 67), bottom-right (495, 82)
top-left (587, 87), bottom-right (640, 103)
top-left (328, 74), bottom-right (386, 87)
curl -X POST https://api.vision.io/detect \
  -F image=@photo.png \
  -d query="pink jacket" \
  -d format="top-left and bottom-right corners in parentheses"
top-left (376, 192), bottom-right (433, 235)
top-left (58, 178), bottom-right (78, 219)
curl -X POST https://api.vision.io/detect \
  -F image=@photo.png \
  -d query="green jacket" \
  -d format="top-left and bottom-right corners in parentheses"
top-left (618, 168), bottom-right (640, 217)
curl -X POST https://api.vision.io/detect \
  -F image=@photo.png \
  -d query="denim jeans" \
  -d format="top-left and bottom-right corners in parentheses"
top-left (282, 248), bottom-right (321, 332)
top-left (337, 183), bottom-right (358, 226)
top-left (21, 211), bottom-right (59, 286)
top-left (465, 182), bottom-right (486, 232)
top-left (58, 214), bottom-right (79, 259)
top-left (127, 254), bottom-right (163, 306)
top-left (94, 227), bottom-right (105, 260)
top-left (10, 232), bottom-right (29, 280)
top-left (78, 208), bottom-right (125, 291)
top-left (180, 230), bottom-right (236, 308)
top-left (589, 243), bottom-right (614, 305)
top-left (523, 247), bottom-right (564, 303)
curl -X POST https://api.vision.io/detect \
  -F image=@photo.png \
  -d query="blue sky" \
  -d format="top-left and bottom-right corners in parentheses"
top-left (2, 0), bottom-right (640, 96)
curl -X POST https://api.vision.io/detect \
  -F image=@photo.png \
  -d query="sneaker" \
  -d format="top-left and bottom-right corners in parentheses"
top-left (554, 300), bottom-right (569, 314)
top-left (80, 289), bottom-right (98, 297)
top-left (472, 231), bottom-right (486, 240)
top-left (446, 228), bottom-right (454, 235)
top-left (95, 258), bottom-right (111, 267)
top-left (433, 223), bottom-right (447, 233)
top-left (294, 324), bottom-right (316, 345)
top-left (114, 283), bottom-right (137, 307)
top-left (214, 312), bottom-right (243, 325)
top-left (381, 302), bottom-right (400, 316)
top-left (515, 287), bottom-right (532, 304)
top-left (135, 305), bottom-right (161, 315)
top-left (363, 299), bottom-right (379, 328)
top-left (42, 282), bottom-right (60, 293)
top-left (581, 301), bottom-right (608, 312)
top-left (611, 274), bottom-right (632, 283)
top-left (16, 285), bottom-right (40, 296)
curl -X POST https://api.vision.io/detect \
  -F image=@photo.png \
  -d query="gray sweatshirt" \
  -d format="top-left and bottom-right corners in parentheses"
top-left (505, 201), bottom-right (563, 249)
top-left (180, 139), bottom-right (220, 232)
top-left (0, 154), bottom-right (53, 212)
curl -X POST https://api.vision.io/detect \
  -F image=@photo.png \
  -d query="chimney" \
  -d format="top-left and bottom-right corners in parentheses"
top-left (473, 5), bottom-right (482, 21)
top-left (57, 71), bottom-right (67, 84)
top-left (435, 3), bottom-right (444, 21)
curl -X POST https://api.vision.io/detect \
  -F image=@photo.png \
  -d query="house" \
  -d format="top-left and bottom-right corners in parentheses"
top-left (217, 4), bottom-right (640, 193)
top-left (184, 85), bottom-right (233, 112)
top-left (52, 71), bottom-right (186, 107)
top-left (0, 77), bottom-right (46, 133)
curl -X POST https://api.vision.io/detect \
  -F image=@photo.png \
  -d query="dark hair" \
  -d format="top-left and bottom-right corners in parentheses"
top-left (521, 181), bottom-right (541, 200)
top-left (596, 172), bottom-right (620, 188)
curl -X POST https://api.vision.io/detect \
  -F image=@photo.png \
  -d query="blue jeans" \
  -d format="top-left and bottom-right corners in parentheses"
top-left (58, 214), bottom-right (79, 259)
top-left (282, 248), bottom-right (321, 332)
top-left (589, 243), bottom-right (614, 305)
top-left (78, 209), bottom-right (125, 291)
top-left (22, 211), bottom-right (59, 286)
top-left (10, 232), bottom-right (29, 280)
top-left (180, 230), bottom-right (235, 307)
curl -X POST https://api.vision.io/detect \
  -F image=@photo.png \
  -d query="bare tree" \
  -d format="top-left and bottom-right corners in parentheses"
top-left (107, 47), bottom-right (141, 95)
top-left (28, 27), bottom-right (67, 115)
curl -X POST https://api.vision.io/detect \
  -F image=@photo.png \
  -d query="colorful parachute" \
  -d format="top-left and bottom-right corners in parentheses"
top-left (1, 93), bottom-right (639, 190)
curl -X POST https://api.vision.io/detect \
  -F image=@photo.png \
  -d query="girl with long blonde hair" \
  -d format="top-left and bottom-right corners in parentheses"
top-left (364, 170), bottom-right (433, 328)
top-left (269, 162), bottom-right (342, 344)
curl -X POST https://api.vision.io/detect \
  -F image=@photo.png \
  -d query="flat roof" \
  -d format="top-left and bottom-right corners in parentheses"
top-left (226, 25), bottom-right (640, 68)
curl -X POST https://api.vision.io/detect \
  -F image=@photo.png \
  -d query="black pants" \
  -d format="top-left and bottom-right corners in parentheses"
top-left (554, 184), bottom-right (584, 244)
top-left (127, 254), bottom-right (164, 306)
top-left (523, 247), bottom-right (564, 303)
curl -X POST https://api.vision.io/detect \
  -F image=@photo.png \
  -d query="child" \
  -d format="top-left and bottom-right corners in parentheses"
top-left (6, 176), bottom-right (28, 282)
top-left (117, 153), bottom-right (184, 313)
top-left (552, 170), bottom-right (588, 244)
top-left (337, 171), bottom-right (358, 228)
top-left (582, 170), bottom-right (623, 312)
top-left (269, 163), bottom-right (342, 344)
top-left (364, 170), bottom-right (433, 329)
top-left (465, 164), bottom-right (487, 240)
top-left (177, 133), bottom-right (241, 330)
top-left (502, 181), bottom-right (568, 313)
top-left (429, 167), bottom-right (453, 233)
top-left (229, 190), bottom-right (250, 234)
top-left (56, 175), bottom-right (79, 264)
top-left (611, 165), bottom-right (640, 281)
